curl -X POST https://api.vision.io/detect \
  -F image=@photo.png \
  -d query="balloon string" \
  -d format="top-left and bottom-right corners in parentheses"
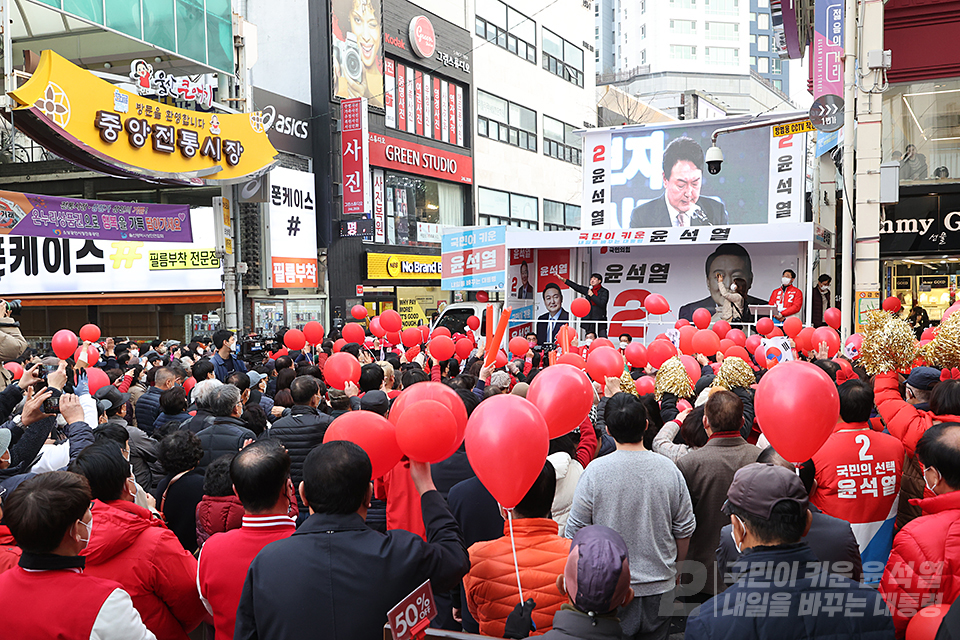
top-left (507, 508), bottom-right (525, 603)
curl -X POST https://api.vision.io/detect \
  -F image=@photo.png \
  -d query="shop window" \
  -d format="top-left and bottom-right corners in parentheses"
top-left (882, 78), bottom-right (960, 185)
top-left (384, 173), bottom-right (465, 246)
top-left (543, 116), bottom-right (582, 165)
top-left (542, 28), bottom-right (584, 87)
top-left (479, 187), bottom-right (539, 229)
top-left (477, 90), bottom-right (537, 152)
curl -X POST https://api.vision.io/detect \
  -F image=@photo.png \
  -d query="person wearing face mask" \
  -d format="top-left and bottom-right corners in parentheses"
top-left (880, 423), bottom-right (960, 638)
top-left (715, 274), bottom-right (750, 324)
top-left (768, 268), bottom-right (803, 323)
top-left (96, 386), bottom-right (158, 491)
top-left (211, 329), bottom-right (247, 383)
top-left (0, 471), bottom-right (157, 639)
top-left (69, 443), bottom-right (206, 639)
top-left (811, 274), bottom-right (833, 327)
top-left (686, 463), bottom-right (894, 640)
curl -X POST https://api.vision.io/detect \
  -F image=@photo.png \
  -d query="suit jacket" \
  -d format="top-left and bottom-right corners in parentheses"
top-left (630, 194), bottom-right (728, 229)
top-left (565, 280), bottom-right (609, 322)
top-left (811, 286), bottom-right (831, 327)
top-left (678, 295), bottom-right (768, 322)
top-left (536, 310), bottom-right (569, 345)
top-left (517, 283), bottom-right (534, 300)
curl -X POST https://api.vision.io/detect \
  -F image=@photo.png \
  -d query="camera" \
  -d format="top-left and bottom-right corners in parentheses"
top-left (239, 335), bottom-right (270, 364)
top-left (42, 391), bottom-right (61, 415)
top-left (705, 145), bottom-right (724, 175)
top-left (1, 299), bottom-right (21, 316)
top-left (333, 33), bottom-right (363, 83)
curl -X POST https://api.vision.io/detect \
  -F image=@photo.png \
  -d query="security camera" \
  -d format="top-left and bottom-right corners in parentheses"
top-left (705, 145), bottom-right (724, 174)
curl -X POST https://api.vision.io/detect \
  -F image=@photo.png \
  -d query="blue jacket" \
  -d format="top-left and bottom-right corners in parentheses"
top-left (211, 352), bottom-right (246, 383)
top-left (196, 416), bottom-right (255, 468)
top-left (134, 387), bottom-right (162, 435)
top-left (686, 543), bottom-right (894, 640)
top-left (235, 491), bottom-right (470, 640)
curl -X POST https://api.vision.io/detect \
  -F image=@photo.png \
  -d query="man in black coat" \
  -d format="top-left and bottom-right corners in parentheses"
top-left (564, 273), bottom-right (609, 337)
top-left (235, 441), bottom-right (470, 640)
top-left (196, 384), bottom-right (256, 467)
top-left (261, 375), bottom-right (333, 519)
top-left (630, 136), bottom-right (728, 229)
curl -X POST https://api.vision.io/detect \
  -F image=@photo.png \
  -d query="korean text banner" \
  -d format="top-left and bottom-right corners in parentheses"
top-left (268, 167), bottom-right (319, 289)
top-left (582, 114), bottom-right (807, 230)
top-left (441, 225), bottom-right (506, 290)
top-left (332, 0), bottom-right (385, 108)
top-left (0, 208), bottom-right (221, 295)
top-left (0, 190), bottom-right (192, 243)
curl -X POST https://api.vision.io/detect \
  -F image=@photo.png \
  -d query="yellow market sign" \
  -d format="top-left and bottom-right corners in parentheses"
top-left (9, 50), bottom-right (278, 184)
top-left (367, 253), bottom-right (441, 280)
top-left (772, 120), bottom-right (816, 137)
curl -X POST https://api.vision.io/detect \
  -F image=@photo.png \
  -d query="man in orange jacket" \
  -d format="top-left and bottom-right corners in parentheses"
top-left (464, 462), bottom-right (571, 637)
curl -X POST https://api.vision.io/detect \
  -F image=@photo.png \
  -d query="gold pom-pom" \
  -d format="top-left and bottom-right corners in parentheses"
top-left (655, 356), bottom-right (693, 401)
top-left (619, 368), bottom-right (638, 396)
top-left (920, 311), bottom-right (960, 369)
top-left (711, 356), bottom-right (756, 390)
top-left (860, 309), bottom-right (919, 375)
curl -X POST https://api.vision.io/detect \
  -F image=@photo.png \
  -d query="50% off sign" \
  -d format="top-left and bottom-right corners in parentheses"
top-left (388, 580), bottom-right (437, 640)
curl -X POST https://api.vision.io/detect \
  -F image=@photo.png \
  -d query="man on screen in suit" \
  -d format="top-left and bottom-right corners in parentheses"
top-left (536, 283), bottom-right (569, 345)
top-left (516, 261), bottom-right (534, 300)
top-left (630, 136), bottom-right (729, 229)
top-left (678, 243), bottom-right (768, 322)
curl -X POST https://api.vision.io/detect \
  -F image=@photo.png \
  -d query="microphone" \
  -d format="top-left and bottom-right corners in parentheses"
top-left (690, 204), bottom-right (713, 226)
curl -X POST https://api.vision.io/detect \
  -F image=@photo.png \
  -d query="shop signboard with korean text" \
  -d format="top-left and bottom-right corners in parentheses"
top-left (0, 208), bottom-right (221, 295)
top-left (268, 167), bottom-right (319, 288)
top-left (441, 226), bottom-right (506, 290)
top-left (813, 0), bottom-right (844, 99)
top-left (581, 114), bottom-right (808, 230)
top-left (0, 191), bottom-right (193, 242)
top-left (341, 97), bottom-right (372, 214)
top-left (9, 51), bottom-right (278, 185)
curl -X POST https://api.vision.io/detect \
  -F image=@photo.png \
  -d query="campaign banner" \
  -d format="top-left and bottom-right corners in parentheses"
top-left (0, 191), bottom-right (193, 243)
top-left (341, 97), bottom-right (371, 215)
top-left (507, 248), bottom-right (536, 339)
top-left (813, 0), bottom-right (844, 99)
top-left (441, 225), bottom-right (506, 290)
top-left (581, 115), bottom-right (808, 230)
top-left (591, 240), bottom-right (805, 339)
top-left (532, 249), bottom-right (574, 345)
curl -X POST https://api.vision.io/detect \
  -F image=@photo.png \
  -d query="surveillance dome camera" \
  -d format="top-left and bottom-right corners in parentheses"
top-left (705, 145), bottom-right (724, 175)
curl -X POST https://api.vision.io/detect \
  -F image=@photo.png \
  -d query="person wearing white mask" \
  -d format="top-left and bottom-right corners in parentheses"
top-left (768, 268), bottom-right (803, 324)
top-left (811, 274), bottom-right (833, 327)
top-left (715, 273), bottom-right (750, 324)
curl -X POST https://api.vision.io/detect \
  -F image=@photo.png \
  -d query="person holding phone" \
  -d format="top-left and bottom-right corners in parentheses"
top-left (0, 300), bottom-right (26, 387)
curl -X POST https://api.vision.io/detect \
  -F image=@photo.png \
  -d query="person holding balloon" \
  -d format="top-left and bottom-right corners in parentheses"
top-left (563, 274), bottom-right (609, 338)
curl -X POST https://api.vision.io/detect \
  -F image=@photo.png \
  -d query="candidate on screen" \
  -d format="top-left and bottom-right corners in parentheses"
top-left (678, 243), bottom-right (768, 322)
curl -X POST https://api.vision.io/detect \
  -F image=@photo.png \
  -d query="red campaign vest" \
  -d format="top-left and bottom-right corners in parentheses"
top-left (770, 285), bottom-right (803, 315)
top-left (0, 567), bottom-right (120, 639)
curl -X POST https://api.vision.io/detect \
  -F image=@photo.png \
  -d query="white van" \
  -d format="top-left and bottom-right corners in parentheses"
top-left (432, 301), bottom-right (506, 349)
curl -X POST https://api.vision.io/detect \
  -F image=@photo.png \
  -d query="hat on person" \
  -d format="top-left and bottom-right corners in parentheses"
top-left (360, 390), bottom-right (389, 416)
top-left (247, 371), bottom-right (266, 387)
top-left (489, 371), bottom-right (511, 390)
top-left (906, 366), bottom-right (941, 392)
top-left (722, 463), bottom-right (809, 520)
top-left (511, 382), bottom-right (529, 398)
top-left (94, 386), bottom-right (130, 413)
top-left (143, 350), bottom-right (162, 363)
top-left (564, 525), bottom-right (632, 616)
top-left (0, 428), bottom-right (11, 460)
top-left (164, 340), bottom-right (181, 348)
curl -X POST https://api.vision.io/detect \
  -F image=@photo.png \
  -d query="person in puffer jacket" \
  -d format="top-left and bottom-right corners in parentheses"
top-left (547, 415), bottom-right (597, 536)
top-left (463, 462), bottom-right (571, 637)
top-left (195, 454), bottom-right (244, 547)
top-left (70, 442), bottom-right (207, 640)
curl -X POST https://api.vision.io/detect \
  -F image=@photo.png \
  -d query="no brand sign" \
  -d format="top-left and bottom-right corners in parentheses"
top-left (409, 16), bottom-right (436, 58)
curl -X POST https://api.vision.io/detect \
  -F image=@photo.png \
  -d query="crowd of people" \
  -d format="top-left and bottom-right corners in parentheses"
top-left (0, 319), bottom-right (958, 640)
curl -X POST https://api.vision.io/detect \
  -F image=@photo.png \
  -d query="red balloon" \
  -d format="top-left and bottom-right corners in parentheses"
top-left (589, 338), bottom-right (616, 353)
top-left (419, 325), bottom-right (431, 342)
top-left (725, 346), bottom-right (751, 363)
top-left (431, 336), bottom-right (456, 361)
top-left (401, 327), bottom-right (422, 348)
top-left (323, 411), bottom-right (403, 479)
top-left (844, 333), bottom-right (864, 359)
top-left (455, 338), bottom-right (474, 360)
top-left (405, 346), bottom-right (421, 362)
top-left (625, 342), bottom-right (647, 368)
top-left (812, 326), bottom-right (841, 358)
top-left (380, 309), bottom-right (403, 333)
top-left (675, 319), bottom-right (690, 329)
top-left (832, 357), bottom-right (854, 378)
top-left (726, 329), bottom-right (746, 347)
top-left (333, 338), bottom-right (346, 353)
top-left (341, 323), bottom-right (365, 345)
top-left (368, 317), bottom-right (386, 339)
top-left (284, 329), bottom-right (307, 351)
top-left (495, 350), bottom-right (508, 368)
top-left (304, 321), bottom-right (325, 344)
top-left (692, 308), bottom-right (711, 330)
top-left (391, 382), bottom-right (470, 461)
top-left (691, 329), bottom-right (721, 356)
top-left (745, 334), bottom-right (762, 354)
top-left (586, 347), bottom-right (624, 384)
top-left (79, 324), bottom-right (101, 343)
top-left (52, 329), bottom-right (78, 360)
top-left (719, 338), bottom-right (735, 353)
top-left (395, 399), bottom-right (458, 463)
top-left (782, 316), bottom-right (803, 338)
top-left (3, 362), bottom-right (23, 380)
top-left (945, 301), bottom-right (960, 322)
top-left (678, 325), bottom-right (697, 355)
top-left (86, 367), bottom-right (109, 394)
top-left (824, 307), bottom-right (841, 330)
top-left (74, 345), bottom-right (99, 366)
top-left (324, 352), bottom-right (361, 390)
top-left (644, 294), bottom-right (670, 315)
top-left (677, 399), bottom-right (693, 413)
top-left (756, 317), bottom-right (775, 336)
top-left (466, 316), bottom-right (481, 331)
top-left (557, 353), bottom-right (586, 370)
top-left (351, 305), bottom-right (368, 320)
top-left (647, 340), bottom-right (678, 369)
top-left (755, 343), bottom-right (773, 369)
top-left (465, 394), bottom-right (549, 508)
top-left (571, 298), bottom-right (591, 318)
top-left (755, 361), bottom-right (839, 462)
top-left (712, 320), bottom-right (731, 339)
top-left (796, 327), bottom-right (816, 354)
top-left (882, 296), bottom-right (902, 314)
top-left (386, 331), bottom-right (401, 345)
top-left (906, 605), bottom-right (948, 640)
top-left (635, 376), bottom-right (656, 395)
top-left (921, 327), bottom-right (935, 341)
top-left (769, 327), bottom-right (784, 337)
top-left (679, 355), bottom-right (701, 387)
top-left (528, 364), bottom-right (593, 438)
top-left (432, 326), bottom-right (451, 339)
top-left (476, 291), bottom-right (489, 303)
top-left (509, 336), bottom-right (529, 358)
